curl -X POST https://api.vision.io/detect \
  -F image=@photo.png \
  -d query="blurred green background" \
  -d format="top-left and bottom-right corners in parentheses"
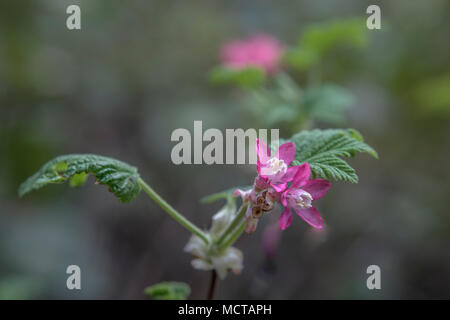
top-left (1, 0), bottom-right (449, 299)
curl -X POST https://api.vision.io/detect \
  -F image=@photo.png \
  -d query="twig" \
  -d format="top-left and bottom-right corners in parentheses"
top-left (207, 270), bottom-right (218, 300)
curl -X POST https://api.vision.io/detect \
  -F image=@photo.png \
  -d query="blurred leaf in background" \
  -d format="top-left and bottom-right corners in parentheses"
top-left (303, 84), bottom-right (354, 124)
top-left (243, 73), bottom-right (303, 128)
top-left (413, 74), bottom-right (450, 116)
top-left (144, 282), bottom-right (191, 300)
top-left (285, 17), bottom-right (368, 71)
top-left (243, 73), bottom-right (355, 132)
top-left (210, 66), bottom-right (266, 89)
top-left (0, 276), bottom-right (43, 300)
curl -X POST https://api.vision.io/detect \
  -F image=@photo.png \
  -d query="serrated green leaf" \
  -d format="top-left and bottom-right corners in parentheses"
top-left (287, 129), bottom-right (377, 183)
top-left (210, 66), bottom-right (266, 88)
top-left (144, 282), bottom-right (190, 300)
top-left (18, 154), bottom-right (141, 203)
top-left (308, 157), bottom-right (358, 183)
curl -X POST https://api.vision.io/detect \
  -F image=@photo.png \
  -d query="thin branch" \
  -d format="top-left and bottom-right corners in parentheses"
top-left (207, 270), bottom-right (218, 300)
top-left (138, 178), bottom-right (209, 244)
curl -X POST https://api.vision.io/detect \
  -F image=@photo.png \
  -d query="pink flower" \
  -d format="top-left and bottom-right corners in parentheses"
top-left (256, 139), bottom-right (298, 192)
top-left (234, 141), bottom-right (331, 234)
top-left (220, 34), bottom-right (284, 74)
top-left (234, 139), bottom-right (299, 234)
top-left (279, 163), bottom-right (331, 230)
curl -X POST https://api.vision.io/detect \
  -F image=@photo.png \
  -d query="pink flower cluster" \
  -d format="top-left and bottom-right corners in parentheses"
top-left (220, 34), bottom-right (284, 74)
top-left (234, 140), bottom-right (331, 233)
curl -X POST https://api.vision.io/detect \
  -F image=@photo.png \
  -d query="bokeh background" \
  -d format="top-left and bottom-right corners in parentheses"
top-left (1, 0), bottom-right (449, 299)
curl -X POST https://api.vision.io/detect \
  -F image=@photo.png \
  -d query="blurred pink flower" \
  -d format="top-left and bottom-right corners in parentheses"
top-left (220, 34), bottom-right (284, 74)
top-left (262, 221), bottom-right (282, 259)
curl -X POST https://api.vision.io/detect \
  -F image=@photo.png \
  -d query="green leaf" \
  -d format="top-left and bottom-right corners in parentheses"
top-left (301, 18), bottom-right (367, 57)
top-left (286, 18), bottom-right (367, 71)
top-left (210, 66), bottom-right (266, 88)
top-left (303, 84), bottom-right (354, 124)
top-left (144, 282), bottom-right (190, 300)
top-left (283, 47), bottom-right (319, 71)
top-left (243, 73), bottom-right (303, 126)
top-left (18, 154), bottom-right (141, 203)
top-left (287, 129), bottom-right (377, 183)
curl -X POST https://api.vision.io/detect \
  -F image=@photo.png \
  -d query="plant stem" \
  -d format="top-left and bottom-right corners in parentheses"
top-left (138, 178), bottom-right (209, 244)
top-left (206, 270), bottom-right (218, 300)
top-left (216, 202), bottom-right (247, 246)
top-left (219, 219), bottom-right (245, 251)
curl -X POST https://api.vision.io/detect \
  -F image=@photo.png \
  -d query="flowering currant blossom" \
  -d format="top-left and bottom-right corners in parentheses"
top-left (184, 205), bottom-right (243, 280)
top-left (234, 139), bottom-right (301, 234)
top-left (220, 34), bottom-right (284, 74)
top-left (279, 163), bottom-right (331, 230)
top-left (256, 139), bottom-right (298, 192)
top-left (235, 140), bottom-right (331, 234)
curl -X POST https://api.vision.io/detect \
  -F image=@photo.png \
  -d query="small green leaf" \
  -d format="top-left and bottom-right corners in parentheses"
top-left (144, 282), bottom-right (190, 300)
top-left (210, 66), bottom-right (266, 88)
top-left (18, 154), bottom-right (141, 203)
top-left (287, 129), bottom-right (377, 183)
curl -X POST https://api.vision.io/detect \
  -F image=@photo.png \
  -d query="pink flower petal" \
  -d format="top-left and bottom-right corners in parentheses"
top-left (256, 138), bottom-right (270, 165)
top-left (302, 179), bottom-right (331, 200)
top-left (277, 165), bottom-right (298, 183)
top-left (281, 190), bottom-right (288, 207)
top-left (254, 175), bottom-right (269, 190)
top-left (276, 142), bottom-right (296, 166)
top-left (291, 163), bottom-right (311, 188)
top-left (279, 207), bottom-right (293, 230)
top-left (270, 182), bottom-right (287, 193)
top-left (294, 206), bottom-right (323, 229)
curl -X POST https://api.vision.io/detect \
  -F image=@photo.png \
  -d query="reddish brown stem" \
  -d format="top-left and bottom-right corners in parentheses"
top-left (206, 270), bottom-right (217, 300)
